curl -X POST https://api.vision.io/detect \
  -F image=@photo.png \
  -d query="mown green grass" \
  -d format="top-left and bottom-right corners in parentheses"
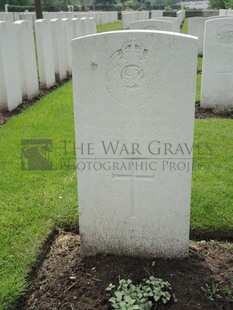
top-left (180, 18), bottom-right (188, 34)
top-left (196, 73), bottom-right (202, 102)
top-left (192, 119), bottom-right (233, 231)
top-left (197, 57), bottom-right (203, 72)
top-left (0, 20), bottom-right (233, 310)
top-left (0, 82), bottom-right (78, 310)
top-left (97, 20), bottom-right (122, 33)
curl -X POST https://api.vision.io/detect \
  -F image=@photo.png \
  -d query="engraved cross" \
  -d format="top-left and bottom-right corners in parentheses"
top-left (112, 169), bottom-right (155, 218)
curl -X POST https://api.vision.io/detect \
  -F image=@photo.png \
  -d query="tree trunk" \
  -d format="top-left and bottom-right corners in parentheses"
top-left (35, 0), bottom-right (43, 20)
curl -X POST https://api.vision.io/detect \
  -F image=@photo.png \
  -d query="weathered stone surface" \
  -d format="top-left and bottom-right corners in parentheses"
top-left (35, 19), bottom-right (55, 88)
top-left (14, 20), bottom-right (39, 99)
top-left (72, 30), bottom-right (198, 258)
top-left (129, 19), bottom-right (172, 31)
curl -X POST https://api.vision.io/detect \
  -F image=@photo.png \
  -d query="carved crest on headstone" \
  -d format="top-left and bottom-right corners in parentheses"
top-left (217, 24), bottom-right (233, 44)
top-left (106, 39), bottom-right (161, 107)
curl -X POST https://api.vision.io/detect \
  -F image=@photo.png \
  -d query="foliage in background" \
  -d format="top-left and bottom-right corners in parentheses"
top-left (209, 0), bottom-right (233, 9)
top-left (7, 5), bottom-right (35, 11)
top-left (0, 0), bottom-right (183, 11)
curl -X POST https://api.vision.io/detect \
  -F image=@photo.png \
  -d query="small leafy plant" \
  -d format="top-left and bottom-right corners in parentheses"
top-left (201, 283), bottom-right (219, 301)
top-left (201, 280), bottom-right (233, 302)
top-left (106, 276), bottom-right (172, 310)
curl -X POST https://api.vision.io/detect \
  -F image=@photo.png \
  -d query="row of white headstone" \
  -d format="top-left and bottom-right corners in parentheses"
top-left (219, 9), bottom-right (233, 16)
top-left (0, 11), bottom-right (118, 25)
top-left (0, 17), bottom-right (97, 112)
top-left (122, 10), bottom-right (185, 31)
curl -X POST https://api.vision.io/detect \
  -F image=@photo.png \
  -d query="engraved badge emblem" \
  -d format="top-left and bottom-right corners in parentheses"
top-left (217, 24), bottom-right (233, 44)
top-left (121, 65), bottom-right (144, 87)
top-left (107, 39), bottom-right (161, 107)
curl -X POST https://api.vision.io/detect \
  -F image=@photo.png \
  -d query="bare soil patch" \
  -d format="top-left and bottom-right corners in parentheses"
top-left (195, 104), bottom-right (233, 119)
top-left (19, 231), bottom-right (233, 310)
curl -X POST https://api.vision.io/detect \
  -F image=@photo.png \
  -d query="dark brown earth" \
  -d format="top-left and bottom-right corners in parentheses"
top-left (19, 231), bottom-right (233, 310)
top-left (195, 104), bottom-right (233, 119)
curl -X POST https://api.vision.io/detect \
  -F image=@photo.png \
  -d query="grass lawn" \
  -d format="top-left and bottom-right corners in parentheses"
top-left (0, 82), bottom-right (78, 310)
top-left (192, 119), bottom-right (233, 231)
top-left (97, 20), bottom-right (122, 33)
top-left (180, 18), bottom-right (188, 34)
top-left (196, 73), bottom-right (202, 102)
top-left (0, 20), bottom-right (232, 310)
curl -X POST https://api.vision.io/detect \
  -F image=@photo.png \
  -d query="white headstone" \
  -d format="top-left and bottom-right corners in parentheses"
top-left (122, 12), bottom-right (138, 29)
top-left (72, 30), bottom-right (198, 258)
top-left (151, 10), bottom-right (163, 18)
top-left (188, 17), bottom-right (208, 55)
top-left (14, 20), bottom-right (39, 99)
top-left (88, 17), bottom-right (97, 35)
top-left (177, 10), bottom-right (186, 26)
top-left (14, 12), bottom-right (20, 21)
top-left (80, 17), bottom-right (87, 36)
top-left (0, 21), bottom-right (22, 111)
top-left (129, 19), bottom-right (172, 32)
top-left (62, 18), bottom-right (73, 75)
top-left (201, 18), bottom-right (233, 110)
top-left (34, 19), bottom-right (55, 89)
top-left (71, 18), bottom-right (78, 38)
top-left (153, 17), bottom-right (180, 32)
top-left (219, 9), bottom-right (228, 16)
top-left (138, 11), bottom-right (149, 20)
top-left (50, 19), bottom-right (67, 81)
top-left (207, 15), bottom-right (231, 20)
top-left (85, 17), bottom-right (96, 35)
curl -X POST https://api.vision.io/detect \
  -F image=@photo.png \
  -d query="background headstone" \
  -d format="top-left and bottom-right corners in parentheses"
top-left (50, 19), bottom-right (67, 81)
top-left (201, 18), bottom-right (233, 109)
top-left (14, 20), bottom-right (39, 99)
top-left (153, 17), bottom-right (180, 32)
top-left (129, 19), bottom-right (173, 32)
top-left (188, 17), bottom-right (208, 55)
top-left (35, 19), bottom-right (55, 89)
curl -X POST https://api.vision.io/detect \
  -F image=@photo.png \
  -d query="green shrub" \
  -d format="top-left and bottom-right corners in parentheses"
top-left (113, 3), bottom-right (123, 11)
top-left (8, 5), bottom-right (34, 12)
top-left (165, 5), bottom-right (172, 11)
